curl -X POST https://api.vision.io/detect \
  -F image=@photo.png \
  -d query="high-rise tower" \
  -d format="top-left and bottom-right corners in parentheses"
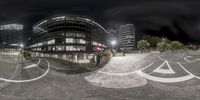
top-left (118, 24), bottom-right (135, 51)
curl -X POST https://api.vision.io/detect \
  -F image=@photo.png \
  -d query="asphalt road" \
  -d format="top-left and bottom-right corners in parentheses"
top-left (0, 51), bottom-right (200, 100)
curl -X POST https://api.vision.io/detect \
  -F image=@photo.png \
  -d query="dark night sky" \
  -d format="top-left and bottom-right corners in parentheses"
top-left (1, 0), bottom-right (200, 43)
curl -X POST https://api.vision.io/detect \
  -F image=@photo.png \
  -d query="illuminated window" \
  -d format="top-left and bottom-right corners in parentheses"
top-left (66, 38), bottom-right (74, 43)
top-left (66, 33), bottom-right (86, 38)
top-left (47, 39), bottom-right (55, 45)
top-left (37, 43), bottom-right (42, 46)
top-left (66, 33), bottom-right (76, 37)
top-left (66, 46), bottom-right (76, 51)
top-left (77, 39), bottom-right (86, 44)
top-left (0, 24), bottom-right (23, 30)
top-left (52, 47), bottom-right (55, 51)
top-left (37, 48), bottom-right (41, 51)
top-left (56, 46), bottom-right (65, 51)
top-left (92, 41), bottom-right (97, 46)
top-left (97, 43), bottom-right (102, 47)
top-left (126, 35), bottom-right (134, 38)
top-left (77, 33), bottom-right (86, 38)
top-left (77, 46), bottom-right (86, 51)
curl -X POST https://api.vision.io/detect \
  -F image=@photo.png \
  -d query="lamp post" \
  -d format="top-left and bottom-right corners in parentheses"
top-left (111, 40), bottom-right (117, 57)
top-left (19, 44), bottom-right (24, 62)
top-left (20, 44), bottom-right (24, 48)
top-left (111, 40), bottom-right (116, 49)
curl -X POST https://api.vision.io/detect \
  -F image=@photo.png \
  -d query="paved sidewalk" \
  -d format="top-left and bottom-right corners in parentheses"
top-left (85, 53), bottom-right (151, 88)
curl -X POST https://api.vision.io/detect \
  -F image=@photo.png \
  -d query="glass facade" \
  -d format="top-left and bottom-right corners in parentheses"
top-left (27, 15), bottom-right (108, 61)
top-left (0, 24), bottom-right (24, 52)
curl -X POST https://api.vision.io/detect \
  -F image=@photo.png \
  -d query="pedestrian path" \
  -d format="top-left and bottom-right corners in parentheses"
top-left (85, 53), bottom-right (151, 88)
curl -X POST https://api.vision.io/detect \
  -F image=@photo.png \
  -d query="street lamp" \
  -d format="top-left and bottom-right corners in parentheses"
top-left (110, 40), bottom-right (117, 56)
top-left (20, 44), bottom-right (24, 48)
top-left (19, 44), bottom-right (24, 62)
top-left (110, 40), bottom-right (117, 50)
top-left (111, 40), bottom-right (116, 47)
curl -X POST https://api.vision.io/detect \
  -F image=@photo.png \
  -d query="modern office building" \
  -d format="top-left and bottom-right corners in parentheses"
top-left (0, 24), bottom-right (24, 52)
top-left (27, 15), bottom-right (108, 63)
top-left (118, 24), bottom-right (135, 50)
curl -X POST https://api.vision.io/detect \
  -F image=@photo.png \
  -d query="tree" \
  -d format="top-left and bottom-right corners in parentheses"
top-left (137, 40), bottom-right (150, 52)
top-left (102, 49), bottom-right (112, 57)
top-left (143, 35), bottom-right (163, 47)
top-left (23, 51), bottom-right (32, 59)
top-left (161, 38), bottom-right (171, 43)
top-left (156, 42), bottom-right (171, 52)
top-left (170, 41), bottom-right (184, 50)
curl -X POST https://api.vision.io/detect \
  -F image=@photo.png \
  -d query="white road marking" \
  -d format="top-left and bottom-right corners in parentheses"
top-left (136, 70), bottom-right (194, 83)
top-left (156, 55), bottom-right (200, 64)
top-left (24, 59), bottom-right (40, 69)
top-left (89, 53), bottom-right (200, 84)
top-left (183, 56), bottom-right (200, 63)
top-left (153, 60), bottom-right (176, 74)
top-left (36, 59), bottom-right (41, 65)
top-left (135, 57), bottom-right (200, 83)
top-left (0, 60), bottom-right (50, 83)
top-left (184, 56), bottom-right (192, 62)
top-left (136, 60), bottom-right (200, 83)
top-left (98, 62), bottom-right (154, 76)
top-left (24, 64), bottom-right (38, 69)
top-left (155, 55), bottom-right (177, 63)
top-left (178, 62), bottom-right (200, 79)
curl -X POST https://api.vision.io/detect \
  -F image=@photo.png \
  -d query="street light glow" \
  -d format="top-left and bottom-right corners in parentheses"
top-left (111, 40), bottom-right (116, 46)
top-left (20, 44), bottom-right (24, 48)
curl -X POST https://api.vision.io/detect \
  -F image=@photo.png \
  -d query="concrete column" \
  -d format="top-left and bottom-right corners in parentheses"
top-left (94, 55), bottom-right (97, 62)
top-left (83, 54), bottom-right (87, 60)
top-left (62, 54), bottom-right (66, 60)
top-left (74, 54), bottom-right (78, 62)
top-left (58, 54), bottom-right (62, 59)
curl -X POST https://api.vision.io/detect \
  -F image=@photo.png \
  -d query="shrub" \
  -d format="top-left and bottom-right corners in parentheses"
top-left (143, 35), bottom-right (163, 47)
top-left (156, 42), bottom-right (171, 52)
top-left (102, 49), bottom-right (112, 57)
top-left (24, 51), bottom-right (32, 59)
top-left (170, 41), bottom-right (184, 50)
top-left (137, 40), bottom-right (150, 52)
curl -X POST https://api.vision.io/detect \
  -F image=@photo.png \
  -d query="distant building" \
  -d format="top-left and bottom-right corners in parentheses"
top-left (0, 24), bottom-right (24, 52)
top-left (26, 15), bottom-right (108, 63)
top-left (118, 24), bottom-right (135, 51)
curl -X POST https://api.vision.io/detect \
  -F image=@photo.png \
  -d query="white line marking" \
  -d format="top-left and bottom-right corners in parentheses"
top-left (183, 56), bottom-right (200, 63)
top-left (156, 55), bottom-right (200, 64)
top-left (178, 62), bottom-right (200, 79)
top-left (24, 64), bottom-right (38, 69)
top-left (0, 60), bottom-right (50, 83)
top-left (24, 59), bottom-right (40, 69)
top-left (155, 55), bottom-right (180, 63)
top-left (98, 62), bottom-right (154, 76)
top-left (36, 59), bottom-right (41, 65)
top-left (153, 60), bottom-right (176, 74)
top-left (136, 70), bottom-right (194, 83)
top-left (184, 56), bottom-right (192, 62)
